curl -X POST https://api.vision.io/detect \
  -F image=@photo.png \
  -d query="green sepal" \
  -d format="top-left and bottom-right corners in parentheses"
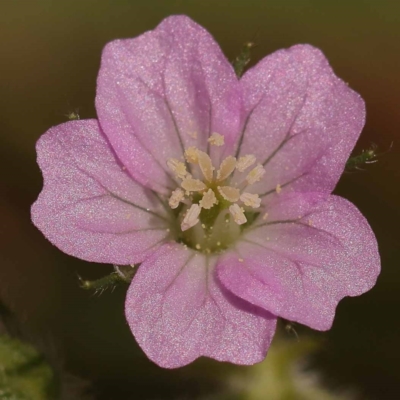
top-left (79, 265), bottom-right (137, 294)
top-left (233, 41), bottom-right (255, 78)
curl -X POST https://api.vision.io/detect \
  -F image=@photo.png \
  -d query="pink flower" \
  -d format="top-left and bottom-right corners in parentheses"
top-left (31, 16), bottom-right (380, 368)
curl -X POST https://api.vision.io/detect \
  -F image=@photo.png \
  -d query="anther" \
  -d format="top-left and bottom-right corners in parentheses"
top-left (184, 147), bottom-right (199, 164)
top-left (197, 150), bottom-right (214, 182)
top-left (199, 188), bottom-right (218, 209)
top-left (181, 178), bottom-right (207, 192)
top-left (246, 164), bottom-right (265, 185)
top-left (275, 184), bottom-right (282, 194)
top-left (229, 203), bottom-right (247, 225)
top-left (218, 186), bottom-right (240, 202)
top-left (208, 132), bottom-right (225, 146)
top-left (167, 158), bottom-right (187, 180)
top-left (169, 188), bottom-right (185, 209)
top-left (236, 155), bottom-right (256, 172)
top-left (181, 204), bottom-right (201, 231)
top-left (216, 156), bottom-right (236, 181)
top-left (240, 192), bottom-right (261, 208)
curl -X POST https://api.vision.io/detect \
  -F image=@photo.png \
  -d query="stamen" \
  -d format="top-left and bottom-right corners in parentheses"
top-left (208, 132), bottom-right (225, 146)
top-left (236, 154), bottom-right (256, 172)
top-left (229, 203), bottom-right (247, 225)
top-left (216, 156), bottom-right (236, 181)
top-left (169, 148), bottom-right (267, 239)
top-left (184, 147), bottom-right (199, 164)
top-left (181, 178), bottom-right (207, 192)
top-left (197, 150), bottom-right (214, 182)
top-left (240, 192), bottom-right (261, 208)
top-left (167, 158), bottom-right (187, 180)
top-left (246, 164), bottom-right (265, 185)
top-left (275, 184), bottom-right (282, 194)
top-left (218, 186), bottom-right (240, 202)
top-left (199, 189), bottom-right (218, 209)
top-left (181, 204), bottom-right (201, 231)
top-left (169, 188), bottom-right (185, 209)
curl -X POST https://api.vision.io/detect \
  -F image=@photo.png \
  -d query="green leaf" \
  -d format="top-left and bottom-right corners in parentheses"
top-left (0, 335), bottom-right (58, 400)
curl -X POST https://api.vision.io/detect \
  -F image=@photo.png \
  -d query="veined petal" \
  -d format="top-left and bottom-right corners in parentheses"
top-left (236, 45), bottom-right (365, 196)
top-left (96, 15), bottom-right (242, 191)
top-left (218, 194), bottom-right (380, 330)
top-left (31, 120), bottom-right (170, 265)
top-left (125, 243), bottom-right (277, 368)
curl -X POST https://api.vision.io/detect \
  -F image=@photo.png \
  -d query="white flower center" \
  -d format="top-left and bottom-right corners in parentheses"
top-left (167, 137), bottom-right (266, 233)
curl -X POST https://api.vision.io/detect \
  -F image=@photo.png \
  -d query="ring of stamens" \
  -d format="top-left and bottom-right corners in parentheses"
top-left (167, 139), bottom-right (265, 233)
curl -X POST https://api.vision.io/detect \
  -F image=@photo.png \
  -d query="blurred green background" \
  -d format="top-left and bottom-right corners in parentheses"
top-left (1, 0), bottom-right (399, 399)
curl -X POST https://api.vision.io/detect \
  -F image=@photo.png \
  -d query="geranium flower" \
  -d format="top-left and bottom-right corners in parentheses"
top-left (31, 15), bottom-right (380, 368)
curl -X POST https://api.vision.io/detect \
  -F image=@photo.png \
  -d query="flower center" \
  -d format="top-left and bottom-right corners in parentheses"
top-left (166, 133), bottom-right (266, 253)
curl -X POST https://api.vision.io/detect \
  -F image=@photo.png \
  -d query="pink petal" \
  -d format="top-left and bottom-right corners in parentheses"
top-left (236, 45), bottom-right (365, 197)
top-left (125, 243), bottom-right (276, 368)
top-left (31, 120), bottom-right (170, 265)
top-left (96, 15), bottom-right (241, 191)
top-left (217, 193), bottom-right (380, 330)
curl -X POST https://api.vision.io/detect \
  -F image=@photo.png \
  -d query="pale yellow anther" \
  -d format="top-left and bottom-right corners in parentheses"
top-left (184, 147), bottom-right (199, 164)
top-left (236, 154), bottom-right (256, 172)
top-left (229, 203), bottom-right (247, 225)
top-left (168, 188), bottom-right (185, 209)
top-left (181, 178), bottom-right (207, 192)
top-left (276, 184), bottom-right (282, 194)
top-left (181, 204), bottom-right (201, 231)
top-left (218, 186), bottom-right (240, 202)
top-left (197, 150), bottom-right (214, 182)
top-left (216, 156), bottom-right (236, 181)
top-left (167, 158), bottom-right (187, 180)
top-left (240, 192), bottom-right (261, 208)
top-left (208, 132), bottom-right (225, 146)
top-left (262, 212), bottom-right (269, 220)
top-left (199, 189), bottom-right (218, 209)
top-left (246, 164), bottom-right (265, 185)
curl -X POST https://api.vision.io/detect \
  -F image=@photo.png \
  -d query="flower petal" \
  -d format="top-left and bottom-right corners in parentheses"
top-left (125, 243), bottom-right (276, 368)
top-left (217, 193), bottom-right (380, 330)
top-left (96, 15), bottom-right (241, 191)
top-left (31, 120), bottom-right (170, 265)
top-left (236, 45), bottom-right (365, 197)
